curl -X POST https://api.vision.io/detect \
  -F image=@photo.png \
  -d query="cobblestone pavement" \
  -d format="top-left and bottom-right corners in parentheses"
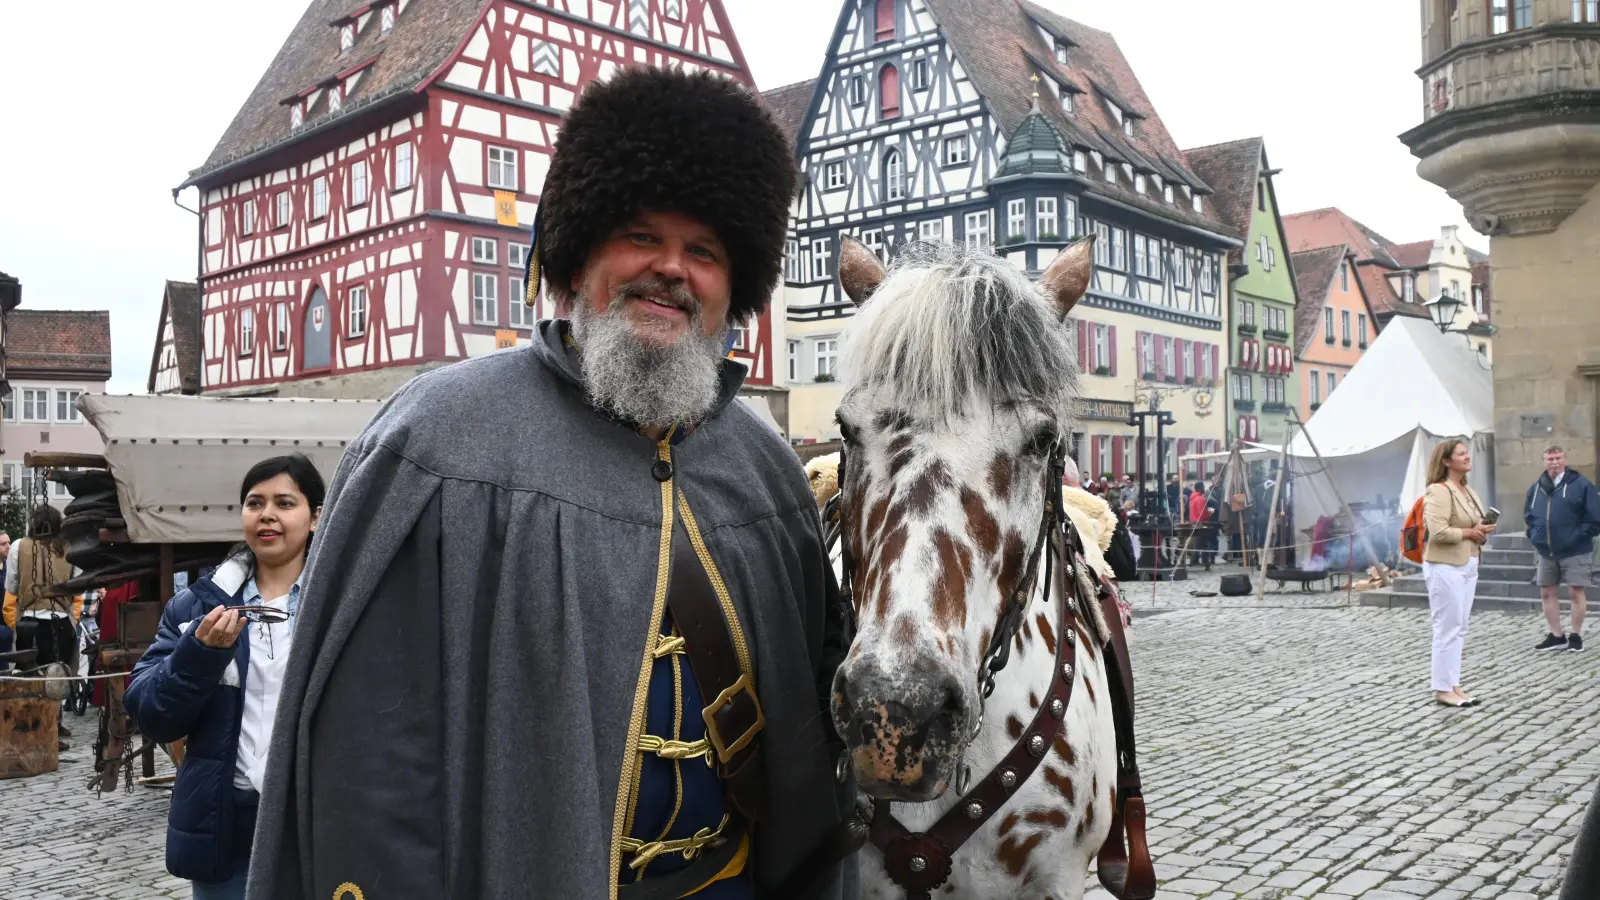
top-left (3, 590), bottom-right (1594, 900)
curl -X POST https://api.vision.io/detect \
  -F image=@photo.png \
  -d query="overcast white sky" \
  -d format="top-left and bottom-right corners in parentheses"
top-left (0, 0), bottom-right (1474, 394)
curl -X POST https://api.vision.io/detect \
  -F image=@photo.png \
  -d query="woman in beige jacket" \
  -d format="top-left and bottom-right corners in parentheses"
top-left (1422, 438), bottom-right (1495, 708)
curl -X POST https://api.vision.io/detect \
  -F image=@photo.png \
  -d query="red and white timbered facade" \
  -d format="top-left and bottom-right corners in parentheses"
top-left (189, 0), bottom-right (774, 395)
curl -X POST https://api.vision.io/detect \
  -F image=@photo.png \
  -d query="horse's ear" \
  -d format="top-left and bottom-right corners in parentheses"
top-left (1039, 234), bottom-right (1096, 320)
top-left (839, 236), bottom-right (887, 307)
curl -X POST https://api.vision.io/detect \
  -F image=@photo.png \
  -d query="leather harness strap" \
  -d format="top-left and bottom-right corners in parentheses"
top-left (867, 566), bottom-right (1080, 900)
top-left (1094, 579), bottom-right (1156, 900)
top-left (666, 518), bottom-right (768, 822)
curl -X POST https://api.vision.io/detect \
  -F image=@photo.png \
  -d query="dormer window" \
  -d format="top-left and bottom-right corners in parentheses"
top-left (1106, 102), bottom-right (1124, 126)
top-left (1059, 84), bottom-right (1074, 114)
top-left (1123, 117), bottom-right (1134, 137)
top-left (1191, 194), bottom-right (1203, 214)
top-left (381, 5), bottom-right (396, 35)
top-left (1073, 150), bottom-right (1087, 172)
top-left (1163, 184), bottom-right (1175, 204)
top-left (1054, 39), bottom-right (1070, 66)
top-left (340, 24), bottom-right (355, 52)
top-left (291, 104), bottom-right (305, 130)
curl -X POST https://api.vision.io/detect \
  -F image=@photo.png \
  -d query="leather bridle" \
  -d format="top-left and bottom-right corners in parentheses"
top-left (823, 439), bottom-right (1081, 899)
top-left (822, 433), bottom-right (1155, 900)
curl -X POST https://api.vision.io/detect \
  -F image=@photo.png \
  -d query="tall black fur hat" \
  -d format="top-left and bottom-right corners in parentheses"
top-left (525, 66), bottom-right (798, 323)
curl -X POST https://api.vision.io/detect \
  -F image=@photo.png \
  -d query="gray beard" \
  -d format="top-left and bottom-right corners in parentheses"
top-left (570, 286), bottom-right (729, 429)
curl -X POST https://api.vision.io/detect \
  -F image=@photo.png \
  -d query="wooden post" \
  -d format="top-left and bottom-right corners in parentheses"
top-left (0, 679), bottom-right (58, 779)
top-left (159, 545), bottom-right (174, 606)
top-left (1288, 409), bottom-right (1391, 588)
top-left (1256, 433), bottom-right (1294, 603)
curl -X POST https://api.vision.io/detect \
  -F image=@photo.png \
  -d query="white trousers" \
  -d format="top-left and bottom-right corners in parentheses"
top-left (1424, 557), bottom-right (1479, 692)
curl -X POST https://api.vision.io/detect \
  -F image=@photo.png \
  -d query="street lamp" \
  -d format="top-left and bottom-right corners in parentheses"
top-left (1424, 292), bottom-right (1463, 333)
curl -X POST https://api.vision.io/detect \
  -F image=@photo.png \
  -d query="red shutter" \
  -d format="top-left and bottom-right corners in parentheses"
top-left (1091, 436), bottom-right (1102, 479)
top-left (1175, 338), bottom-right (1187, 382)
top-left (875, 0), bottom-right (896, 41)
top-left (1108, 326), bottom-right (1118, 375)
top-left (1112, 436), bottom-right (1125, 479)
top-left (1211, 345), bottom-right (1220, 382)
top-left (1078, 320), bottom-right (1091, 372)
top-left (1192, 340), bottom-right (1203, 383)
top-left (879, 64), bottom-right (901, 119)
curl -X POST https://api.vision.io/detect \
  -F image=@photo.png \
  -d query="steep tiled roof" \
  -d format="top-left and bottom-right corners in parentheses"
top-left (1387, 239), bottom-right (1433, 269)
top-left (1466, 246), bottom-right (1489, 265)
top-left (763, 79), bottom-right (817, 150)
top-left (148, 281), bottom-right (202, 394)
top-left (1291, 246), bottom-right (1345, 357)
top-left (921, 0), bottom-right (1235, 239)
top-left (1184, 137), bottom-right (1263, 267)
top-left (1357, 264), bottom-right (1428, 321)
top-left (8, 311), bottom-right (112, 380)
top-left (1282, 208), bottom-right (1400, 268)
top-left (186, 0), bottom-right (494, 184)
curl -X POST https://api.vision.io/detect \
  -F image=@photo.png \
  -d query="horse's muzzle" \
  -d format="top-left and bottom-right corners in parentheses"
top-left (832, 660), bottom-right (969, 801)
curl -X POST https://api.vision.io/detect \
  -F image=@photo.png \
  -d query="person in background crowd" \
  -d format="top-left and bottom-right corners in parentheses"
top-left (1166, 473), bottom-right (1182, 519)
top-left (125, 455), bottom-right (327, 900)
top-left (4, 507), bottom-right (82, 748)
top-left (1526, 445), bottom-right (1600, 652)
top-left (0, 531), bottom-right (10, 655)
top-left (1421, 438), bottom-right (1493, 708)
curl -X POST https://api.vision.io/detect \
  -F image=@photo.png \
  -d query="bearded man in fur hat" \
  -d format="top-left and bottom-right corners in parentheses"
top-left (245, 68), bottom-right (856, 900)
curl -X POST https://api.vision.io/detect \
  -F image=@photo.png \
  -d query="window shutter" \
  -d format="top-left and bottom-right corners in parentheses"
top-left (1191, 340), bottom-right (1202, 381)
top-left (1174, 338), bottom-right (1186, 381)
top-left (1108, 326), bottom-right (1118, 375)
top-left (1112, 436), bottom-right (1125, 479)
top-left (1091, 436), bottom-right (1102, 478)
top-left (1078, 320), bottom-right (1091, 372)
top-left (1210, 345), bottom-right (1219, 381)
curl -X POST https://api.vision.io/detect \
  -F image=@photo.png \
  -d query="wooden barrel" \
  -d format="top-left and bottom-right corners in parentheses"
top-left (0, 678), bottom-right (60, 779)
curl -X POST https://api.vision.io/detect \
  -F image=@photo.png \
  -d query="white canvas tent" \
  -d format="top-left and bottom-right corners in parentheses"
top-left (1287, 316), bottom-right (1494, 528)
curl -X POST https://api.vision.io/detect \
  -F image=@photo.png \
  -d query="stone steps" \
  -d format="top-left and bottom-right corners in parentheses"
top-left (1361, 531), bottom-right (1596, 610)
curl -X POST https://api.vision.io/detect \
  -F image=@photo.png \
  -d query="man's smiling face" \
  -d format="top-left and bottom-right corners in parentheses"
top-left (572, 209), bottom-right (733, 347)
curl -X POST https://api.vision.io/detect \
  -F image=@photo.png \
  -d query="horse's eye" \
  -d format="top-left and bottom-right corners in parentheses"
top-left (837, 417), bottom-right (858, 444)
top-left (1027, 427), bottom-right (1059, 458)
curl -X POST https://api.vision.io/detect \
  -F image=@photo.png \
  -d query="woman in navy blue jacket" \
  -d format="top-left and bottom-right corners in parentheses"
top-left (125, 455), bottom-right (326, 899)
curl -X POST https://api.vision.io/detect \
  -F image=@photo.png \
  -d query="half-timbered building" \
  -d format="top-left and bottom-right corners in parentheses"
top-left (1186, 137), bottom-right (1303, 452)
top-left (772, 0), bottom-right (1241, 482)
top-left (149, 281), bottom-right (202, 395)
top-left (180, 0), bottom-right (779, 408)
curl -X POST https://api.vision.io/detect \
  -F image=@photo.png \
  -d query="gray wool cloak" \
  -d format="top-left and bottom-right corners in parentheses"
top-left (245, 320), bottom-right (857, 900)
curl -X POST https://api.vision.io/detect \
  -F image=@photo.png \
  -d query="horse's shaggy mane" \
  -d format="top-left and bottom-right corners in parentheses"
top-left (841, 243), bottom-right (1081, 424)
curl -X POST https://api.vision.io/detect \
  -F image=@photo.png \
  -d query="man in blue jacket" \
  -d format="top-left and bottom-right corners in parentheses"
top-left (1527, 446), bottom-right (1600, 652)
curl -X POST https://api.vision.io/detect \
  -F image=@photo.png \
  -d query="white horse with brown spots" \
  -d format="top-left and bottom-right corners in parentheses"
top-left (826, 237), bottom-right (1153, 900)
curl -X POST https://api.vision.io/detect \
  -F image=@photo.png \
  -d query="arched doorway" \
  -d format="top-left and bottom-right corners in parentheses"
top-left (302, 286), bottom-right (332, 372)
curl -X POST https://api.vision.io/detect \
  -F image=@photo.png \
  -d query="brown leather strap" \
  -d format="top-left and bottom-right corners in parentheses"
top-left (667, 519), bottom-right (767, 821)
top-left (1095, 581), bottom-right (1156, 900)
top-left (868, 549), bottom-right (1079, 899)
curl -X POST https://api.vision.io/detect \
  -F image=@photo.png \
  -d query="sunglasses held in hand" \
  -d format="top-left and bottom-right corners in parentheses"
top-left (223, 604), bottom-right (291, 625)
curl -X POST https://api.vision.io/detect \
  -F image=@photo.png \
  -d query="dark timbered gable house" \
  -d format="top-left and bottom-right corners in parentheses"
top-left (774, 0), bottom-right (1241, 480)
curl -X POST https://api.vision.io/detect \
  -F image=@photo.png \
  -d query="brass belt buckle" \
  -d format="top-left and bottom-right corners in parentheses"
top-left (702, 673), bottom-right (765, 763)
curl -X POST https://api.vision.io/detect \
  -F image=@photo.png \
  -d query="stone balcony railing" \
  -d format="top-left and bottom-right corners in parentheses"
top-left (1401, 24), bottom-right (1600, 237)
